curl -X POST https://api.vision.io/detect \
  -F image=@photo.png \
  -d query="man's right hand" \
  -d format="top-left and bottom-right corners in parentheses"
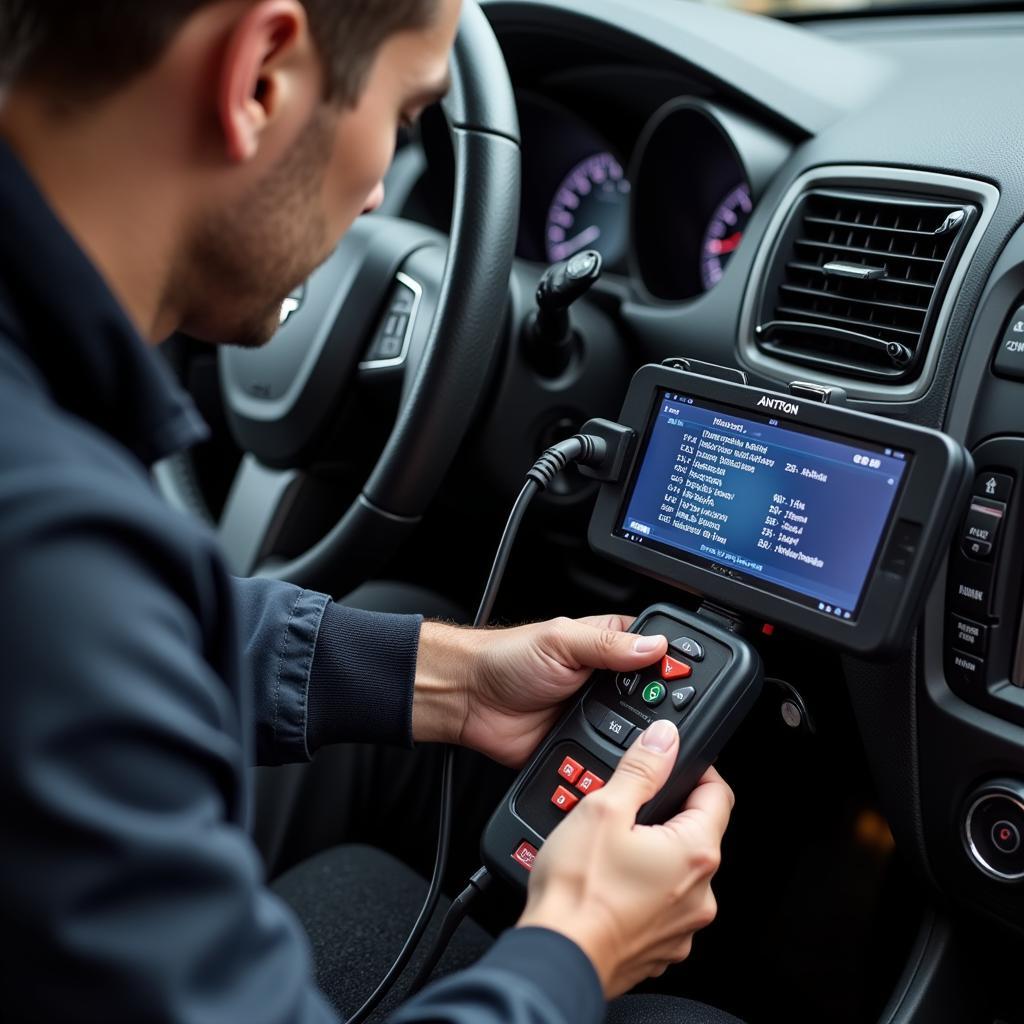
top-left (516, 718), bottom-right (734, 999)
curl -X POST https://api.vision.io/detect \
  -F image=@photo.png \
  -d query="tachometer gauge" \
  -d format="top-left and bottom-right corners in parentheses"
top-left (546, 152), bottom-right (631, 267)
top-left (701, 183), bottom-right (753, 291)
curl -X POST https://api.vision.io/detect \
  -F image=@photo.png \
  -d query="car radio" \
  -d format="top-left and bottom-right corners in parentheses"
top-left (481, 363), bottom-right (972, 889)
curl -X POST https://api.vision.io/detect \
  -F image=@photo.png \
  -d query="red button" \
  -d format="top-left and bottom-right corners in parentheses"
top-left (512, 841), bottom-right (538, 871)
top-left (557, 756), bottom-right (584, 784)
top-left (576, 770), bottom-right (605, 794)
top-left (551, 785), bottom-right (580, 812)
top-left (662, 655), bottom-right (692, 680)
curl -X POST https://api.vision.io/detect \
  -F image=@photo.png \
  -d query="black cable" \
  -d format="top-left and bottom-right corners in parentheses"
top-left (403, 867), bottom-right (493, 998)
top-left (344, 435), bottom-right (599, 1023)
top-left (345, 748), bottom-right (455, 1024)
top-left (474, 478), bottom-right (540, 629)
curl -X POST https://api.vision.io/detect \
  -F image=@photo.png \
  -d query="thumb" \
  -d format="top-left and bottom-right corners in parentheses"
top-left (551, 617), bottom-right (668, 673)
top-left (601, 719), bottom-right (679, 813)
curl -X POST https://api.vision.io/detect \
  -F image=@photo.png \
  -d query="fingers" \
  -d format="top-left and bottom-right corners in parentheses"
top-left (548, 616), bottom-right (667, 673)
top-left (599, 720), bottom-right (679, 813)
top-left (663, 766), bottom-right (734, 846)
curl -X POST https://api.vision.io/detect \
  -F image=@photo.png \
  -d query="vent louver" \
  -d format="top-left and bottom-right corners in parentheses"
top-left (755, 190), bottom-right (975, 381)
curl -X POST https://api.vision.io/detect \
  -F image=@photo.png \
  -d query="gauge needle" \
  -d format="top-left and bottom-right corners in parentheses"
top-left (707, 232), bottom-right (743, 256)
top-left (550, 224), bottom-right (602, 261)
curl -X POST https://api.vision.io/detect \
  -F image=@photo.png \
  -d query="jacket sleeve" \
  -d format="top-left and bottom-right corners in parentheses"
top-left (1, 506), bottom-right (338, 1023)
top-left (231, 576), bottom-right (422, 766)
top-left (388, 929), bottom-right (606, 1024)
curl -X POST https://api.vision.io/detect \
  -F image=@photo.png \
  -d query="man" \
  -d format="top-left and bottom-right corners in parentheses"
top-left (0, 2), bottom-right (737, 1022)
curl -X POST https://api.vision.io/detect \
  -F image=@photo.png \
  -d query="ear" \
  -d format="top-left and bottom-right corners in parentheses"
top-left (216, 0), bottom-right (313, 163)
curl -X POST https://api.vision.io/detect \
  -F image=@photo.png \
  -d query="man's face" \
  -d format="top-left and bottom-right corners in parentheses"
top-left (179, 0), bottom-right (460, 348)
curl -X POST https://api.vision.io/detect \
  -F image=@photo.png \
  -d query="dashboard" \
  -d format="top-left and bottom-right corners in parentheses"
top-left (378, 0), bottom-right (1024, 1014)
top-left (513, 92), bottom-right (755, 298)
top-left (397, 63), bottom-right (778, 304)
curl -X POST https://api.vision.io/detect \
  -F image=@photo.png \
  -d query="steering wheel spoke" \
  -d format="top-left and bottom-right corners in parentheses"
top-left (217, 455), bottom-right (305, 576)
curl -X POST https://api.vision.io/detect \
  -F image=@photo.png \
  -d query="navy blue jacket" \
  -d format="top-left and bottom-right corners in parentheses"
top-left (0, 139), bottom-right (603, 1024)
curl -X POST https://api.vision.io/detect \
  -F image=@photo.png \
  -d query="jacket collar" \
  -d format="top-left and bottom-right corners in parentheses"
top-left (0, 137), bottom-right (208, 465)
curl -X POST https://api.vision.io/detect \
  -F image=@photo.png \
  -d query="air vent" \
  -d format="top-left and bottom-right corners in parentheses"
top-left (755, 189), bottom-right (976, 381)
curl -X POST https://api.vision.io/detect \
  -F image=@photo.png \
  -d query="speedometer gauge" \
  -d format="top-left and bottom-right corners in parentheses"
top-left (546, 152), bottom-right (631, 267)
top-left (700, 183), bottom-right (753, 291)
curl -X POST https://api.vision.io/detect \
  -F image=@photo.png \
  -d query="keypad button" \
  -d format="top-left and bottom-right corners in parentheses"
top-left (616, 670), bottom-right (642, 696)
top-left (576, 770), bottom-right (605, 794)
top-left (642, 681), bottom-right (667, 706)
top-left (551, 785), bottom-right (580, 812)
top-left (670, 637), bottom-right (705, 662)
top-left (512, 841), bottom-right (538, 871)
top-left (558, 756), bottom-right (583, 784)
top-left (661, 655), bottom-right (692, 681)
top-left (670, 685), bottom-right (696, 711)
top-left (596, 710), bottom-right (637, 747)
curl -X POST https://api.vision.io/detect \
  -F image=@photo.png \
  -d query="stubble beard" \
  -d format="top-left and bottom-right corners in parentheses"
top-left (178, 110), bottom-right (335, 349)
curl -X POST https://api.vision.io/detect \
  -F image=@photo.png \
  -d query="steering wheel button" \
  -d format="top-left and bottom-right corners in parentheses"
top-left (557, 756), bottom-right (584, 784)
top-left (551, 785), bottom-right (580, 812)
top-left (670, 685), bottom-right (696, 711)
top-left (661, 655), bottom-right (692, 680)
top-left (670, 636), bottom-right (705, 662)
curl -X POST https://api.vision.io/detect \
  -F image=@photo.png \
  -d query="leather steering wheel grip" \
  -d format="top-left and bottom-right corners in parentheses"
top-left (266, 1), bottom-right (522, 593)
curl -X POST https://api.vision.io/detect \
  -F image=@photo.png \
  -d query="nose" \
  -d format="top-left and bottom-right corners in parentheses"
top-left (363, 182), bottom-right (386, 215)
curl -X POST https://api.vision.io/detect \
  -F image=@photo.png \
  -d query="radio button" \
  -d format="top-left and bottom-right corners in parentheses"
top-left (993, 305), bottom-right (1024, 381)
top-left (949, 614), bottom-right (988, 655)
top-left (973, 472), bottom-right (1013, 504)
top-left (948, 649), bottom-right (985, 690)
top-left (963, 539), bottom-right (993, 559)
top-left (961, 497), bottom-right (1006, 558)
top-left (949, 560), bottom-right (994, 617)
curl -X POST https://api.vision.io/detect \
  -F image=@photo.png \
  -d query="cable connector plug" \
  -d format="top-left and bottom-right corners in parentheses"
top-left (525, 419), bottom-right (635, 491)
top-left (577, 418), bottom-right (635, 483)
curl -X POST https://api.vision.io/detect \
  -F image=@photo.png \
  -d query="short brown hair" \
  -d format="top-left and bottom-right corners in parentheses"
top-left (0, 0), bottom-right (438, 106)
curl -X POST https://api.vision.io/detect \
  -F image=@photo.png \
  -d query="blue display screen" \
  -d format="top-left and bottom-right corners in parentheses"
top-left (617, 390), bottom-right (911, 618)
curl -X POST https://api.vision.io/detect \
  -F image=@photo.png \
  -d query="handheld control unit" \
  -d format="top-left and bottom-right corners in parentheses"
top-left (483, 363), bottom-right (972, 888)
top-left (482, 603), bottom-right (762, 887)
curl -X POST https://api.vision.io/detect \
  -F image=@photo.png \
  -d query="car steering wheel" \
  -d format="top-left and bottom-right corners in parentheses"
top-left (157, 3), bottom-right (520, 596)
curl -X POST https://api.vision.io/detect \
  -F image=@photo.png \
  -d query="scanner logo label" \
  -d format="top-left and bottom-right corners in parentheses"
top-left (756, 395), bottom-right (800, 416)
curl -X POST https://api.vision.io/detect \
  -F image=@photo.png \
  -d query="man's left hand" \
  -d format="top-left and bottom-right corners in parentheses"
top-left (413, 617), bottom-right (668, 767)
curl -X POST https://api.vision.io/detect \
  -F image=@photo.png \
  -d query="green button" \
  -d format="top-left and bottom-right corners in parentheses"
top-left (642, 681), bottom-right (666, 706)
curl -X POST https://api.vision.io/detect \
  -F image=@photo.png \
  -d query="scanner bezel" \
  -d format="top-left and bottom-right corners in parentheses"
top-left (588, 364), bottom-right (972, 657)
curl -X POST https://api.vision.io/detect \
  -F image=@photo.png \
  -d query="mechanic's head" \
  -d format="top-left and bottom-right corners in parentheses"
top-left (0, 0), bottom-right (459, 345)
